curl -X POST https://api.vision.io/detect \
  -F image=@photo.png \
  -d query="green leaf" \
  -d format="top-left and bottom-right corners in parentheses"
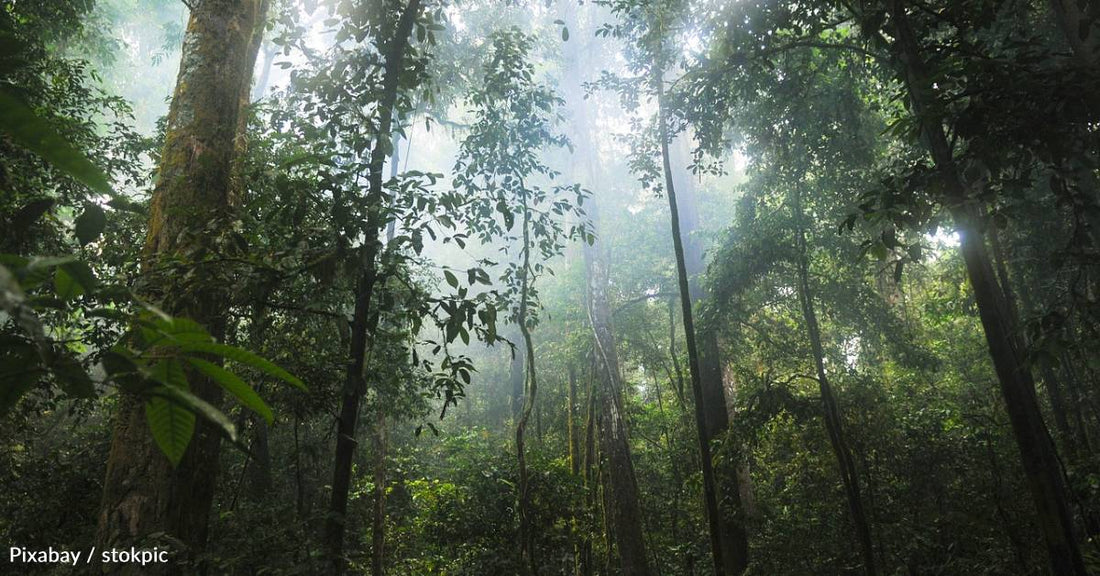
top-left (145, 394), bottom-right (196, 466)
top-left (0, 90), bottom-right (113, 196)
top-left (179, 341), bottom-right (306, 391)
top-left (149, 382), bottom-right (238, 443)
top-left (53, 267), bottom-right (84, 300)
top-left (444, 269), bottom-right (459, 288)
top-left (186, 358), bottom-right (273, 425)
top-left (74, 203), bottom-right (107, 246)
top-left (561, 26), bottom-right (569, 41)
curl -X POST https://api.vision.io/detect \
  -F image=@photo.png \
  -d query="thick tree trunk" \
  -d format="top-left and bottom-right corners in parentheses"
top-left (792, 184), bottom-right (877, 576)
top-left (95, 2), bottom-right (266, 571)
top-left (886, 2), bottom-right (1086, 573)
top-left (656, 70), bottom-right (728, 576)
top-left (325, 2), bottom-right (422, 572)
top-left (672, 137), bottom-right (750, 574)
top-left (584, 200), bottom-right (654, 576)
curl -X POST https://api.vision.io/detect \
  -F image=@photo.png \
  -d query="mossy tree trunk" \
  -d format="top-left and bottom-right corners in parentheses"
top-left (95, 1), bottom-right (266, 571)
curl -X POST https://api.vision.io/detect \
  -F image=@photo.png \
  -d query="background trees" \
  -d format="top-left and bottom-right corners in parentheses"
top-left (3, 0), bottom-right (1100, 574)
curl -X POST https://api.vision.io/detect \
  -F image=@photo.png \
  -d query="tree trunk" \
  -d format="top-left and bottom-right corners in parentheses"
top-left (581, 365), bottom-right (597, 576)
top-left (516, 189), bottom-right (541, 575)
top-left (792, 183), bottom-right (877, 576)
top-left (885, 2), bottom-right (1086, 573)
top-left (656, 68), bottom-right (728, 576)
top-left (510, 326), bottom-right (527, 420)
top-left (584, 199), bottom-right (654, 576)
top-left (325, 1), bottom-right (422, 572)
top-left (672, 136), bottom-right (750, 574)
top-left (95, 1), bottom-right (266, 571)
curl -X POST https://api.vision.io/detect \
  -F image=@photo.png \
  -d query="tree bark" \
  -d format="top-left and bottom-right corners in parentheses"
top-left (584, 199), bottom-right (654, 576)
top-left (656, 69), bottom-right (728, 576)
top-left (95, 1), bottom-right (266, 571)
top-left (510, 326), bottom-right (527, 420)
top-left (885, 2), bottom-right (1086, 573)
top-left (324, 1), bottom-right (422, 572)
top-left (792, 183), bottom-right (877, 576)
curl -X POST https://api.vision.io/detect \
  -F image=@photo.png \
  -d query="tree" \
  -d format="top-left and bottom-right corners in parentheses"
top-left (454, 29), bottom-right (588, 573)
top-left (96, 0), bottom-right (269, 569)
top-left (324, 1), bottom-right (424, 571)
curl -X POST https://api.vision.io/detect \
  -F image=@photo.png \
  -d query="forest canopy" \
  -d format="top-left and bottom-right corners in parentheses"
top-left (1, 0), bottom-right (1099, 574)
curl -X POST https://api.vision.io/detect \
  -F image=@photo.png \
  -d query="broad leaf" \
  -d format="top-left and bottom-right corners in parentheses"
top-left (145, 394), bottom-right (196, 466)
top-left (179, 341), bottom-right (306, 391)
top-left (0, 90), bottom-right (113, 196)
top-left (186, 357), bottom-right (274, 425)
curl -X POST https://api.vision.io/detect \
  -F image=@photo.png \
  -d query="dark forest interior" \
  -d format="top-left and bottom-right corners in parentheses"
top-left (2, 0), bottom-right (1100, 574)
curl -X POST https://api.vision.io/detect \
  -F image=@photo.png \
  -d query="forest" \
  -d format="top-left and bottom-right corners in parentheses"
top-left (1, 0), bottom-right (1099, 574)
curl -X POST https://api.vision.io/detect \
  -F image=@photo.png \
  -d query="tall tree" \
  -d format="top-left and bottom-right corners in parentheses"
top-left (875, 1), bottom-right (1086, 572)
top-left (584, 200), bottom-right (654, 576)
top-left (792, 178), bottom-right (878, 576)
top-left (671, 137), bottom-right (750, 574)
top-left (656, 66), bottom-right (730, 575)
top-left (95, 0), bottom-right (267, 569)
top-left (324, 0), bottom-right (424, 572)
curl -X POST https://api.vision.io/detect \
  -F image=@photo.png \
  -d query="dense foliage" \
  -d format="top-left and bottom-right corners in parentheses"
top-left (2, 0), bottom-right (1100, 575)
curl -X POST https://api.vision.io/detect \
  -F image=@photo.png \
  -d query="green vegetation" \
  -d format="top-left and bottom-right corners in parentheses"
top-left (2, 0), bottom-right (1100, 574)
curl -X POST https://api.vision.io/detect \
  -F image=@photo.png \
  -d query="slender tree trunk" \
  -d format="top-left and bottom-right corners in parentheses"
top-left (95, 2), bottom-right (266, 571)
top-left (672, 137), bottom-right (749, 574)
top-left (886, 2), bottom-right (1086, 573)
top-left (252, 42), bottom-right (276, 101)
top-left (581, 366), bottom-right (597, 576)
top-left (510, 326), bottom-right (527, 420)
top-left (792, 183), bottom-right (877, 576)
top-left (656, 68), bottom-right (728, 576)
top-left (584, 200), bottom-right (654, 576)
top-left (325, 2), bottom-right (422, 572)
top-left (990, 228), bottom-right (1081, 459)
top-left (517, 192), bottom-right (541, 575)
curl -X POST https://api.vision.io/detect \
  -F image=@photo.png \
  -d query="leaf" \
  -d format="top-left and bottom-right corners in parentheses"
top-left (53, 266), bottom-right (85, 301)
top-left (178, 341), bottom-right (306, 391)
top-left (145, 394), bottom-right (196, 466)
top-left (186, 358), bottom-right (274, 425)
top-left (0, 90), bottom-right (113, 196)
top-left (150, 383), bottom-right (238, 443)
top-left (444, 269), bottom-right (459, 288)
top-left (561, 26), bottom-right (569, 42)
top-left (74, 203), bottom-right (106, 245)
